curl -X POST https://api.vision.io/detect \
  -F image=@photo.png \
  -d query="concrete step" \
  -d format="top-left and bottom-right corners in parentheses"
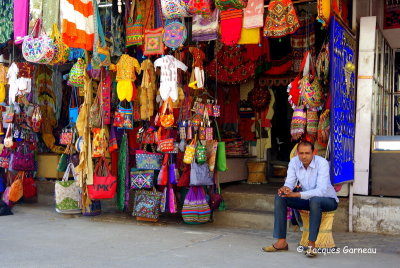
top-left (213, 208), bottom-right (274, 230)
top-left (223, 191), bottom-right (276, 212)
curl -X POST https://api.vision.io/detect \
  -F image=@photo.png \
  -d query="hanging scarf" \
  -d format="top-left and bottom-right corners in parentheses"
top-left (0, 0), bottom-right (13, 43)
top-left (263, 0), bottom-right (300, 38)
top-left (117, 133), bottom-right (128, 211)
top-left (220, 9), bottom-right (243, 45)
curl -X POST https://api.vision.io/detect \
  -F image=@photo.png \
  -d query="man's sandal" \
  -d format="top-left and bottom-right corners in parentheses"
top-left (305, 247), bottom-right (317, 257)
top-left (262, 244), bottom-right (289, 252)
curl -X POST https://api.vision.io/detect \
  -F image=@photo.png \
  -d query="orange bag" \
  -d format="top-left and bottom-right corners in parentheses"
top-left (9, 172), bottom-right (24, 202)
top-left (160, 97), bottom-right (175, 128)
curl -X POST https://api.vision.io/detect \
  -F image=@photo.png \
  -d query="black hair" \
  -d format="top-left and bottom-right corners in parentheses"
top-left (297, 141), bottom-right (315, 152)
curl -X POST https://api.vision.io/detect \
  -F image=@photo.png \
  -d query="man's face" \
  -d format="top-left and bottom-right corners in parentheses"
top-left (297, 144), bottom-right (313, 167)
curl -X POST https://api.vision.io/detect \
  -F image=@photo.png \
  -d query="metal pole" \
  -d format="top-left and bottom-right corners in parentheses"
top-left (349, 182), bottom-right (354, 232)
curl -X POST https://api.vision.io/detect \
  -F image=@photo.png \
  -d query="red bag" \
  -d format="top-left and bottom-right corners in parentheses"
top-left (23, 176), bottom-right (37, 199)
top-left (157, 154), bottom-right (169, 186)
top-left (177, 164), bottom-right (191, 187)
top-left (88, 157), bottom-right (117, 199)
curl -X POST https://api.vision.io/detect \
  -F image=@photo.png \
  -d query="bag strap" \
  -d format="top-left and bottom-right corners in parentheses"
top-left (30, 18), bottom-right (42, 38)
top-left (62, 163), bottom-right (74, 181)
top-left (214, 120), bottom-right (222, 142)
top-left (93, 0), bottom-right (106, 47)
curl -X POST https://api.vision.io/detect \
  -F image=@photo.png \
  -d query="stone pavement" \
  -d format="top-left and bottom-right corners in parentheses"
top-left (1, 203), bottom-right (399, 268)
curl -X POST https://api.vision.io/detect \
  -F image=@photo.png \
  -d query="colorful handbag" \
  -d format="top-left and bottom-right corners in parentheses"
top-left (92, 128), bottom-right (107, 158)
top-left (196, 141), bottom-right (207, 164)
top-left (183, 138), bottom-right (196, 164)
top-left (143, 28), bottom-right (165, 56)
top-left (55, 163), bottom-right (81, 214)
top-left (158, 138), bottom-right (175, 153)
top-left (60, 126), bottom-right (75, 145)
top-left (4, 124), bottom-right (13, 148)
top-left (303, 77), bottom-right (325, 110)
top-left (132, 189), bottom-right (163, 220)
top-left (126, 14), bottom-right (144, 46)
top-left (68, 58), bottom-right (86, 88)
top-left (135, 150), bottom-right (163, 170)
top-left (114, 102), bottom-right (134, 129)
top-left (22, 19), bottom-right (55, 64)
top-left (188, 0), bottom-right (213, 15)
top-left (12, 143), bottom-right (35, 171)
top-left (88, 157), bottom-right (117, 199)
top-left (215, 0), bottom-right (248, 11)
top-left (89, 85), bottom-right (102, 128)
top-left (161, 0), bottom-right (189, 18)
top-left (182, 186), bottom-right (211, 224)
top-left (130, 169), bottom-right (154, 189)
top-left (290, 106), bottom-right (307, 140)
top-left (163, 21), bottom-right (187, 50)
top-left (160, 98), bottom-right (175, 127)
top-left (206, 140), bottom-right (218, 172)
top-left (0, 148), bottom-right (10, 169)
top-left (49, 23), bottom-right (70, 65)
top-left (317, 109), bottom-right (330, 147)
top-left (4, 105), bottom-right (14, 123)
top-left (306, 109), bottom-right (318, 140)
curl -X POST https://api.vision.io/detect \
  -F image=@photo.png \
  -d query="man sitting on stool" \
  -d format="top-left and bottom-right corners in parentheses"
top-left (262, 141), bottom-right (338, 257)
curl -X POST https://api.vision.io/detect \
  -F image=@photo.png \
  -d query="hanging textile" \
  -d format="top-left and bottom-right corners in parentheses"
top-left (291, 15), bottom-right (315, 73)
top-left (29, 0), bottom-right (43, 33)
top-left (140, 59), bottom-right (156, 120)
top-left (263, 0), bottom-right (300, 38)
top-left (317, 0), bottom-right (331, 28)
top-left (61, 0), bottom-right (95, 51)
top-left (14, 0), bottom-right (29, 44)
top-left (0, 0), bottom-right (13, 44)
top-left (206, 45), bottom-right (256, 84)
top-left (243, 0), bottom-right (264, 29)
top-left (220, 9), bottom-right (243, 45)
top-left (192, 9), bottom-right (219, 42)
top-left (117, 133), bottom-right (128, 211)
top-left (43, 0), bottom-right (60, 34)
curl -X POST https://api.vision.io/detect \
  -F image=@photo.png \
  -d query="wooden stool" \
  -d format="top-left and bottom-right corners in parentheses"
top-left (299, 210), bottom-right (336, 248)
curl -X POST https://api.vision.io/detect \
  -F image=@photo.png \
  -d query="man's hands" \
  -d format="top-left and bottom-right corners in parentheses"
top-left (278, 186), bottom-right (300, 198)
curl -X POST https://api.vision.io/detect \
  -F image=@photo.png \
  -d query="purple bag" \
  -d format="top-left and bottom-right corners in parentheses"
top-left (169, 163), bottom-right (178, 184)
top-left (190, 162), bottom-right (213, 186)
top-left (169, 184), bottom-right (177, 213)
top-left (12, 144), bottom-right (35, 171)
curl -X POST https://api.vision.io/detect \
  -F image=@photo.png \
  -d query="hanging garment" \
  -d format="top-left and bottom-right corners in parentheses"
top-left (189, 47), bottom-right (206, 88)
top-left (238, 28), bottom-right (260, 45)
top-left (192, 9), bottom-right (219, 42)
top-left (60, 0), bottom-right (94, 50)
top-left (263, 0), bottom-right (300, 38)
top-left (140, 59), bottom-right (156, 120)
top-left (111, 54), bottom-right (141, 81)
top-left (117, 133), bottom-right (128, 211)
top-left (14, 0), bottom-right (29, 44)
top-left (0, 0), bottom-right (13, 44)
top-left (291, 15), bottom-right (315, 73)
top-left (206, 45), bottom-right (256, 84)
top-left (111, 0), bottom-right (125, 57)
top-left (154, 55), bottom-right (188, 101)
top-left (43, 0), bottom-right (60, 34)
top-left (220, 9), bottom-right (243, 45)
top-left (243, 0), bottom-right (264, 29)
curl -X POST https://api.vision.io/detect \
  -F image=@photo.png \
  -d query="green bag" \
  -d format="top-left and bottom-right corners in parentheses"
top-left (196, 141), bottom-right (207, 164)
top-left (215, 121), bottom-right (227, 172)
top-left (57, 154), bottom-right (69, 172)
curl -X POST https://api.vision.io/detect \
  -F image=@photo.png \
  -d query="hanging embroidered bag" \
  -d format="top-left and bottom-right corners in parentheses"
top-left (188, 0), bottom-right (213, 15)
top-left (126, 15), bottom-right (144, 46)
top-left (160, 98), bottom-right (175, 128)
top-left (113, 102), bottom-right (134, 129)
top-left (49, 24), bottom-right (70, 65)
top-left (317, 109), bottom-right (330, 147)
top-left (215, 0), bottom-right (248, 11)
top-left (135, 150), bottom-right (163, 170)
top-left (290, 106), bottom-right (306, 140)
top-left (195, 141), bottom-right (207, 164)
top-left (68, 58), bottom-right (86, 88)
top-left (161, 0), bottom-right (189, 18)
top-left (182, 186), bottom-right (211, 224)
top-left (163, 21), bottom-right (187, 49)
top-left (130, 169), bottom-right (154, 189)
top-left (132, 189), bottom-right (163, 220)
top-left (183, 138), bottom-right (196, 164)
top-left (143, 28), bottom-right (165, 56)
top-left (22, 19), bottom-right (55, 64)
